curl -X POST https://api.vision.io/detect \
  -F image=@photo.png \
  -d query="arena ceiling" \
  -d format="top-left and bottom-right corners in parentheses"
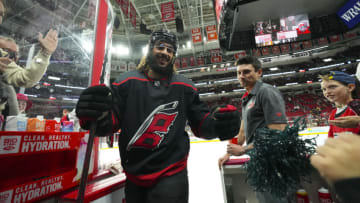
top-left (1, 0), bottom-right (351, 54)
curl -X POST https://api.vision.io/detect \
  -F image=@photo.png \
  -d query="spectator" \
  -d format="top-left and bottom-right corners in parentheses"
top-left (218, 56), bottom-right (288, 203)
top-left (0, 0), bottom-right (58, 117)
top-left (61, 108), bottom-right (69, 125)
top-left (319, 71), bottom-right (360, 137)
top-left (16, 93), bottom-right (32, 114)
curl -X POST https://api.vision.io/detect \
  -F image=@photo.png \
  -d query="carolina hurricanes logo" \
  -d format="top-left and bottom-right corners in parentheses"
top-left (127, 101), bottom-right (178, 151)
top-left (247, 102), bottom-right (255, 110)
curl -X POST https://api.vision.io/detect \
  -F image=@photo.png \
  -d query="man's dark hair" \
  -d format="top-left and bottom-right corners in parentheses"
top-left (234, 56), bottom-right (262, 71)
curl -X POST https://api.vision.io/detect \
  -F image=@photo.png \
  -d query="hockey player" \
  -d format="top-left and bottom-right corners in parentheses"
top-left (76, 29), bottom-right (240, 203)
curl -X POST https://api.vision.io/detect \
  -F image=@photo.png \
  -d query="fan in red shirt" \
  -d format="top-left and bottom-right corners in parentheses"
top-left (320, 71), bottom-right (360, 138)
top-left (60, 108), bottom-right (69, 125)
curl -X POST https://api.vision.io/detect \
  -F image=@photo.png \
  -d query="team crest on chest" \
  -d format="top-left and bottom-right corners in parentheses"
top-left (127, 101), bottom-right (179, 150)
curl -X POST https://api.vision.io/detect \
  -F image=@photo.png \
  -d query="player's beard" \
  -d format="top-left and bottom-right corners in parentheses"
top-left (147, 53), bottom-right (174, 77)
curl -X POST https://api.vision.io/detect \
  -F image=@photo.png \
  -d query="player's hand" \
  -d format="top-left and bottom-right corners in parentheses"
top-left (76, 85), bottom-right (112, 130)
top-left (218, 153), bottom-right (230, 170)
top-left (328, 116), bottom-right (360, 128)
top-left (227, 143), bottom-right (247, 156)
top-left (38, 29), bottom-right (58, 55)
top-left (310, 132), bottom-right (360, 185)
top-left (212, 105), bottom-right (240, 141)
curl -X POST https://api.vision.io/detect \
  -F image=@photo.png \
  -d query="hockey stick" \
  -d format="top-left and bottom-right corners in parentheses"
top-left (76, 123), bottom-right (97, 203)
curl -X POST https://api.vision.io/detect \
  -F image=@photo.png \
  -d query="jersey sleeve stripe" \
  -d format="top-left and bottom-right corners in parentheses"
top-left (112, 77), bottom-right (149, 86)
top-left (170, 82), bottom-right (197, 91)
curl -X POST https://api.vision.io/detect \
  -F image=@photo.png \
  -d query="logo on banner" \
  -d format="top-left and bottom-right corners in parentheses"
top-left (0, 190), bottom-right (13, 203)
top-left (0, 136), bottom-right (21, 154)
top-left (192, 35), bottom-right (202, 43)
top-left (337, 0), bottom-right (360, 28)
top-left (206, 25), bottom-right (218, 41)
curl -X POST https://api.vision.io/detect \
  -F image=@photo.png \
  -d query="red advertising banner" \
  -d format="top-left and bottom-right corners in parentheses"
top-left (344, 31), bottom-right (357, 39)
top-left (234, 51), bottom-right (246, 59)
top-left (129, 2), bottom-right (136, 28)
top-left (181, 57), bottom-right (188, 68)
top-left (0, 131), bottom-right (90, 203)
top-left (189, 56), bottom-right (196, 67)
top-left (161, 2), bottom-right (175, 22)
top-left (318, 37), bottom-right (328, 45)
top-left (272, 46), bottom-right (280, 55)
top-left (0, 170), bottom-right (78, 203)
top-left (211, 55), bottom-right (222, 63)
top-left (329, 34), bottom-right (340, 43)
top-left (280, 44), bottom-right (290, 53)
top-left (118, 0), bottom-right (129, 17)
top-left (291, 42), bottom-right (301, 51)
top-left (302, 40), bottom-right (312, 49)
top-left (174, 59), bottom-right (180, 68)
top-left (252, 49), bottom-right (261, 57)
top-left (261, 47), bottom-right (270, 56)
top-left (0, 132), bottom-right (82, 156)
top-left (206, 25), bottom-right (218, 41)
top-left (192, 28), bottom-right (202, 44)
top-left (197, 56), bottom-right (205, 65)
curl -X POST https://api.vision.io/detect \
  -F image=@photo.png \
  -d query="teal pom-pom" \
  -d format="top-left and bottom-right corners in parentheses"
top-left (245, 117), bottom-right (317, 198)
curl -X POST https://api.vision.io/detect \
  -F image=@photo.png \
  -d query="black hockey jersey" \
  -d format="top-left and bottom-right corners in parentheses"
top-left (110, 70), bottom-right (217, 187)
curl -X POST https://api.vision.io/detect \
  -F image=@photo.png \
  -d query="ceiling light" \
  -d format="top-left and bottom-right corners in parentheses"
top-left (81, 40), bottom-right (93, 53)
top-left (322, 58), bottom-right (333, 62)
top-left (199, 92), bottom-right (214, 96)
top-left (111, 44), bottom-right (129, 56)
top-left (285, 82), bottom-right (298, 86)
top-left (142, 45), bottom-right (149, 55)
top-left (186, 41), bottom-right (191, 49)
top-left (270, 67), bottom-right (279, 71)
top-left (48, 76), bottom-right (60, 81)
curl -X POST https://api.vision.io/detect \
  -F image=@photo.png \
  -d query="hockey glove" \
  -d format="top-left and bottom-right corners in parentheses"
top-left (212, 105), bottom-right (240, 141)
top-left (76, 85), bottom-right (112, 130)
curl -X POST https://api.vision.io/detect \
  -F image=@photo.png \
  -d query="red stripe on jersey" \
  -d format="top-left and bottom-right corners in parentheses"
top-left (124, 155), bottom-right (188, 187)
top-left (112, 77), bottom-right (149, 86)
top-left (170, 82), bottom-right (197, 91)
